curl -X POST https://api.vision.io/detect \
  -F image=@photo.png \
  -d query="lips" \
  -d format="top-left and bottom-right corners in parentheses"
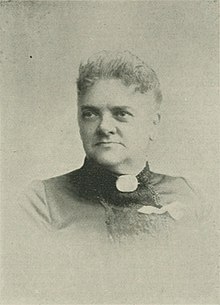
top-left (95, 141), bottom-right (125, 147)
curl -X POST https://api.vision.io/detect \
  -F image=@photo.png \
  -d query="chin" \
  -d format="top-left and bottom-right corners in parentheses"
top-left (92, 152), bottom-right (124, 168)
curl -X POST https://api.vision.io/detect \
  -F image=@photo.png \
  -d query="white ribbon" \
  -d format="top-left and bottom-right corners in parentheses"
top-left (138, 201), bottom-right (186, 220)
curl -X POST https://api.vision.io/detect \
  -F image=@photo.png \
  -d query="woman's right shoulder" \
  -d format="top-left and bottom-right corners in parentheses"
top-left (18, 179), bottom-right (52, 230)
top-left (18, 169), bottom-right (81, 230)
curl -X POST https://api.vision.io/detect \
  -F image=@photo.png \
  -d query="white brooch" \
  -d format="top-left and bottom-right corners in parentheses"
top-left (138, 201), bottom-right (186, 220)
top-left (116, 175), bottom-right (139, 192)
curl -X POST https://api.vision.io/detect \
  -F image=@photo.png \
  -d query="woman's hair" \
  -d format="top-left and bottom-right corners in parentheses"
top-left (77, 50), bottom-right (162, 106)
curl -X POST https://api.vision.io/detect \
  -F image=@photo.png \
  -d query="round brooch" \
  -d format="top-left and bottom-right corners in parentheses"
top-left (116, 175), bottom-right (139, 192)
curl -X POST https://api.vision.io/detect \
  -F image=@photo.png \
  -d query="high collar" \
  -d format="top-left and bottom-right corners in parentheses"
top-left (82, 157), bottom-right (151, 183)
top-left (76, 158), bottom-right (161, 207)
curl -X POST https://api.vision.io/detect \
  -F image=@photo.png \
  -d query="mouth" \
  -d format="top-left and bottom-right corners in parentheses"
top-left (95, 141), bottom-right (125, 147)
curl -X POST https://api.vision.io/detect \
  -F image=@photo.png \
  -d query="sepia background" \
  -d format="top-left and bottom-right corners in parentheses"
top-left (1, 1), bottom-right (219, 304)
top-left (0, 1), bottom-right (219, 205)
top-left (1, 0), bottom-right (219, 207)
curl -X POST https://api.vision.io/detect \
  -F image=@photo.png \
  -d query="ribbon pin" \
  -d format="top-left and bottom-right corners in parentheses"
top-left (138, 201), bottom-right (186, 221)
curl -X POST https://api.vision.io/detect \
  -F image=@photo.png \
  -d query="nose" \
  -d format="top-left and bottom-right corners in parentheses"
top-left (97, 113), bottom-right (116, 135)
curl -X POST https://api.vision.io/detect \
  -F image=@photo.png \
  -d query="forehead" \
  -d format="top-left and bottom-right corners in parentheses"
top-left (79, 79), bottom-right (154, 109)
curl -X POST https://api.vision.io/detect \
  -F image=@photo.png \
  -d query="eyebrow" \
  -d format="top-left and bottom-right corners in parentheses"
top-left (80, 105), bottom-right (135, 111)
top-left (112, 106), bottom-right (134, 112)
top-left (80, 105), bottom-right (99, 111)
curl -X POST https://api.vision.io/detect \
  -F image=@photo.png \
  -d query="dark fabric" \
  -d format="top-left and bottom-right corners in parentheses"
top-left (20, 159), bottom-right (202, 240)
top-left (75, 158), bottom-right (161, 207)
top-left (71, 158), bottom-right (174, 239)
top-left (14, 161), bottom-right (216, 304)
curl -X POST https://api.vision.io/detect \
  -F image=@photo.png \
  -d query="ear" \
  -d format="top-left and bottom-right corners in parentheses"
top-left (150, 112), bottom-right (161, 141)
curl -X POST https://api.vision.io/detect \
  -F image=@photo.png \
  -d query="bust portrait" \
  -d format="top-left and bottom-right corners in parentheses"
top-left (3, 2), bottom-right (217, 302)
top-left (7, 50), bottom-right (216, 305)
top-left (20, 50), bottom-right (201, 241)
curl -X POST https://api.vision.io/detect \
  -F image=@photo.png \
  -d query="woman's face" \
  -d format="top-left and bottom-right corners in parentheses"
top-left (78, 79), bottom-right (160, 172)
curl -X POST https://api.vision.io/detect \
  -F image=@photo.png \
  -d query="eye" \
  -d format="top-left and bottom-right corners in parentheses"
top-left (117, 111), bottom-right (127, 117)
top-left (81, 110), bottom-right (98, 120)
top-left (113, 109), bottom-right (133, 121)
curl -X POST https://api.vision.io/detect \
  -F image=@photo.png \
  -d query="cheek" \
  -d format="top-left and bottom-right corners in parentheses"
top-left (126, 120), bottom-right (152, 138)
top-left (79, 121), bottom-right (94, 135)
top-left (124, 121), bottom-right (152, 149)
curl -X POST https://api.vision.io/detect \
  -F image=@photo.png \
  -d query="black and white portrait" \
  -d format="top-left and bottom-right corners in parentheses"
top-left (1, 1), bottom-right (219, 304)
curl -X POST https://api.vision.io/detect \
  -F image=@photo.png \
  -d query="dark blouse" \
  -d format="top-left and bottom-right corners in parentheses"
top-left (20, 159), bottom-right (203, 240)
top-left (6, 160), bottom-right (216, 304)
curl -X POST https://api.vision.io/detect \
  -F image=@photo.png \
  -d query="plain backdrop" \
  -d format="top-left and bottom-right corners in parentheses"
top-left (0, 1), bottom-right (219, 304)
top-left (1, 0), bottom-right (219, 208)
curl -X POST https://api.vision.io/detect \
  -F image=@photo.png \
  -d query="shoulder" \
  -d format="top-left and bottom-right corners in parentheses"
top-left (150, 171), bottom-right (207, 222)
top-left (40, 170), bottom-right (79, 195)
top-left (151, 172), bottom-right (196, 198)
top-left (18, 179), bottom-right (51, 230)
top-left (19, 169), bottom-right (82, 230)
